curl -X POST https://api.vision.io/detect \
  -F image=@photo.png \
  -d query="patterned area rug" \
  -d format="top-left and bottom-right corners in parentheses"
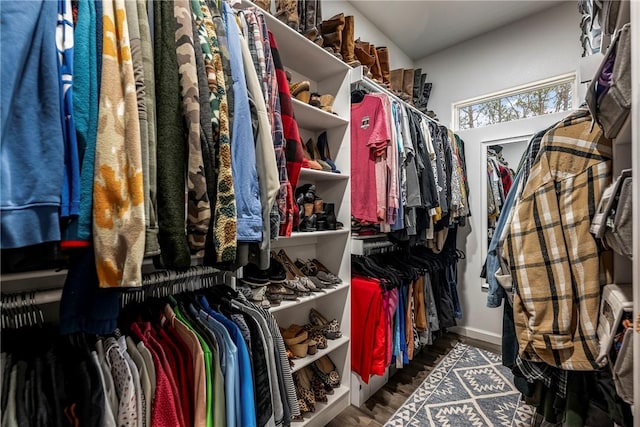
top-left (385, 343), bottom-right (534, 427)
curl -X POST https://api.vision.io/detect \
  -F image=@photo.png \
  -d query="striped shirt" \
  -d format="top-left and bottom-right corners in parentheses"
top-left (504, 109), bottom-right (612, 370)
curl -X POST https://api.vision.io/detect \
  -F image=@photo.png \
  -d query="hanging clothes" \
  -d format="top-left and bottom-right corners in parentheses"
top-left (505, 109), bottom-right (612, 371)
top-left (1, 0), bottom-right (65, 249)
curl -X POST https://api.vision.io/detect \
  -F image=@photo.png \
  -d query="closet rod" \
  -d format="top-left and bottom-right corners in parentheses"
top-left (350, 65), bottom-right (441, 126)
top-left (1, 266), bottom-right (224, 307)
top-left (0, 289), bottom-right (64, 307)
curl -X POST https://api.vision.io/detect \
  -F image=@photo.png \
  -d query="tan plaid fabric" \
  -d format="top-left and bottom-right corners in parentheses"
top-left (504, 109), bottom-right (612, 370)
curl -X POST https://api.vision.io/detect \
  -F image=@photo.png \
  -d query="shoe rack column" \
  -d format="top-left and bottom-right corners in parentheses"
top-left (237, 2), bottom-right (353, 425)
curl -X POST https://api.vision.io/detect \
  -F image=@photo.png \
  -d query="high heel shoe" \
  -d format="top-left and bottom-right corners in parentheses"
top-left (272, 251), bottom-right (310, 296)
top-left (278, 250), bottom-right (318, 292)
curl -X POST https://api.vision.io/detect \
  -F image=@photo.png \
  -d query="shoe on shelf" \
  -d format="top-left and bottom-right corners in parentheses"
top-left (290, 80), bottom-right (311, 103)
top-left (242, 263), bottom-right (270, 286)
top-left (319, 94), bottom-right (334, 114)
top-left (253, 0), bottom-right (271, 12)
top-left (272, 251), bottom-right (311, 296)
top-left (340, 15), bottom-right (361, 68)
top-left (320, 13), bottom-right (345, 59)
top-left (309, 307), bottom-right (342, 339)
top-left (309, 258), bottom-right (342, 283)
top-left (295, 259), bottom-right (334, 287)
top-left (275, 0), bottom-right (299, 30)
top-left (311, 355), bottom-right (341, 388)
top-left (305, 138), bottom-right (331, 172)
top-left (309, 92), bottom-right (321, 108)
top-left (316, 131), bottom-right (340, 173)
top-left (293, 370), bottom-right (316, 414)
top-left (282, 324), bottom-right (311, 358)
top-left (306, 138), bottom-right (330, 172)
top-left (301, 366), bottom-right (327, 403)
top-left (302, 138), bottom-right (323, 170)
top-left (278, 249), bottom-right (319, 292)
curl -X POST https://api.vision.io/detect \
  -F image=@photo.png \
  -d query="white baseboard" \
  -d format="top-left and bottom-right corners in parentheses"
top-left (450, 326), bottom-right (502, 347)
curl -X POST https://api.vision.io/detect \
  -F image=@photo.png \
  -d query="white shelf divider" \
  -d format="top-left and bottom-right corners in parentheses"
top-left (298, 168), bottom-right (349, 182)
top-left (290, 335), bottom-right (350, 373)
top-left (269, 281), bottom-right (349, 313)
top-left (292, 98), bottom-right (349, 131)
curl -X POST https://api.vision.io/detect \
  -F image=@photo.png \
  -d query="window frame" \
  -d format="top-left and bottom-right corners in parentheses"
top-left (452, 73), bottom-right (579, 131)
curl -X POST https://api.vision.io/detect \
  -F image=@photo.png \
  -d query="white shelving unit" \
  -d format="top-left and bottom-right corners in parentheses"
top-left (236, 2), bottom-right (353, 425)
top-left (631, 0), bottom-right (639, 416)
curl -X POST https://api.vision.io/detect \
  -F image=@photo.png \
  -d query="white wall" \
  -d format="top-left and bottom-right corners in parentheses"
top-left (413, 1), bottom-right (582, 128)
top-left (323, 0), bottom-right (414, 70)
top-left (410, 2), bottom-right (583, 345)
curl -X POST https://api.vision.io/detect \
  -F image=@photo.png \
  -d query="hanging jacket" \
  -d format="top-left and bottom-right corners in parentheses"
top-left (505, 109), bottom-right (612, 371)
top-left (63, 0), bottom-right (99, 247)
top-left (154, 0), bottom-right (191, 270)
top-left (1, 0), bottom-right (64, 249)
top-left (175, 0), bottom-right (211, 255)
top-left (93, 0), bottom-right (145, 287)
top-left (269, 32), bottom-right (303, 235)
top-left (202, 0), bottom-right (238, 263)
top-left (223, 2), bottom-right (262, 243)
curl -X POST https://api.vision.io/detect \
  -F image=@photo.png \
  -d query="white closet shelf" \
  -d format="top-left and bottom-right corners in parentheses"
top-left (351, 234), bottom-right (387, 240)
top-left (292, 384), bottom-right (350, 426)
top-left (269, 281), bottom-right (349, 313)
top-left (298, 168), bottom-right (349, 182)
top-left (272, 229), bottom-right (350, 248)
top-left (290, 335), bottom-right (349, 373)
top-left (288, 229), bottom-right (349, 238)
top-left (238, 1), bottom-right (351, 81)
top-left (292, 99), bottom-right (349, 130)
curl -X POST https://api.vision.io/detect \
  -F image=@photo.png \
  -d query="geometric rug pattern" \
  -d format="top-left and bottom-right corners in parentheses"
top-left (385, 343), bottom-right (534, 427)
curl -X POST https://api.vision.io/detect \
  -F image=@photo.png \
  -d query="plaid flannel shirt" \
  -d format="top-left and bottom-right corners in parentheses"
top-left (504, 109), bottom-right (612, 370)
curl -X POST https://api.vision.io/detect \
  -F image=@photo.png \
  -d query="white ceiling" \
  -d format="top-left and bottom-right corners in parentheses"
top-left (347, 0), bottom-right (570, 60)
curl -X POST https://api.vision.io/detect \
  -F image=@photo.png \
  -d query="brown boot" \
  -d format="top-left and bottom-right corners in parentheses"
top-left (276, 0), bottom-right (299, 30)
top-left (321, 13), bottom-right (345, 58)
top-left (369, 44), bottom-right (382, 83)
top-left (376, 47), bottom-right (390, 87)
top-left (354, 39), bottom-right (374, 77)
top-left (403, 69), bottom-right (414, 104)
top-left (390, 69), bottom-right (404, 94)
top-left (340, 16), bottom-right (361, 67)
top-left (254, 0), bottom-right (271, 12)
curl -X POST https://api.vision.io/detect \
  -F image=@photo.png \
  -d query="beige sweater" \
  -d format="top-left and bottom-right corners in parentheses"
top-left (93, 0), bottom-right (145, 287)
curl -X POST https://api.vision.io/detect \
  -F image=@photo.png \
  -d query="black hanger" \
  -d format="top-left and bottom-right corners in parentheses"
top-left (351, 88), bottom-right (367, 103)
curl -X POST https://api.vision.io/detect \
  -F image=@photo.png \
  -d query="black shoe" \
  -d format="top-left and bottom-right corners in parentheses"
top-left (243, 263), bottom-right (270, 286)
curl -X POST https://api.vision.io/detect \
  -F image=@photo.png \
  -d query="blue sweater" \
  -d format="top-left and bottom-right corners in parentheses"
top-left (1, 1), bottom-right (64, 248)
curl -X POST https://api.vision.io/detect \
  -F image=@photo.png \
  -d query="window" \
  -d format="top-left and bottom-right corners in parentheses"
top-left (454, 75), bottom-right (576, 130)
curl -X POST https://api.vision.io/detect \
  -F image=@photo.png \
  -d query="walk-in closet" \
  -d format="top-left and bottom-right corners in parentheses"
top-left (1, 1), bottom-right (637, 426)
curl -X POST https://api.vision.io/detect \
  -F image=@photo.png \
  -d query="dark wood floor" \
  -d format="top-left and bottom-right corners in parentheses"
top-left (327, 333), bottom-right (501, 427)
